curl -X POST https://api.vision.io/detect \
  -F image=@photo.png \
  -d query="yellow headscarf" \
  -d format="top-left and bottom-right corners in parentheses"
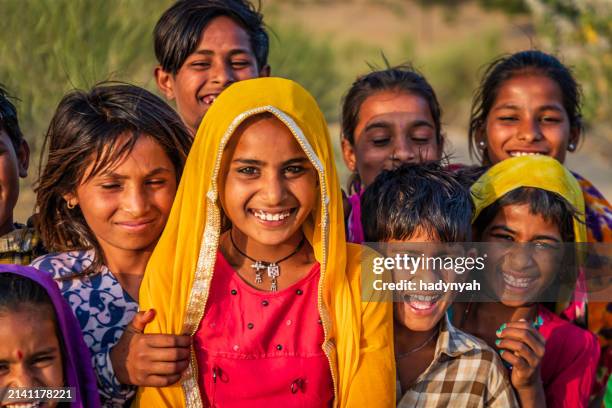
top-left (135, 78), bottom-right (394, 407)
top-left (470, 155), bottom-right (587, 243)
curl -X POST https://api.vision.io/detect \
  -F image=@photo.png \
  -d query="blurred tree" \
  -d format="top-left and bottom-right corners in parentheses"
top-left (0, 0), bottom-right (342, 159)
top-left (267, 25), bottom-right (342, 121)
top-left (0, 0), bottom-right (170, 154)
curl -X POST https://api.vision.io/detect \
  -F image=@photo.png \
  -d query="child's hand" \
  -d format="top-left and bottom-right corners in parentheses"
top-left (110, 309), bottom-right (192, 387)
top-left (495, 319), bottom-right (546, 390)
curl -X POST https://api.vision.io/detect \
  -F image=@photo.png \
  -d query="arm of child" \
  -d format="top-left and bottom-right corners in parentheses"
top-left (109, 309), bottom-right (192, 387)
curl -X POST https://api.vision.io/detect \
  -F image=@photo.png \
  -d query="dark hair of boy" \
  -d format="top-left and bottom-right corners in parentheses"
top-left (154, 0), bottom-right (269, 74)
top-left (341, 64), bottom-right (444, 149)
top-left (35, 82), bottom-right (192, 274)
top-left (361, 162), bottom-right (473, 243)
top-left (0, 86), bottom-right (25, 149)
top-left (469, 50), bottom-right (583, 163)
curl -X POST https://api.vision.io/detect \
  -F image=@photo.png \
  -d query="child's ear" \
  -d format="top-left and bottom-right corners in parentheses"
top-left (62, 192), bottom-right (78, 209)
top-left (259, 64), bottom-right (271, 77)
top-left (154, 66), bottom-right (176, 101)
top-left (475, 127), bottom-right (487, 151)
top-left (568, 126), bottom-right (580, 152)
top-left (341, 138), bottom-right (357, 173)
top-left (16, 139), bottom-right (29, 178)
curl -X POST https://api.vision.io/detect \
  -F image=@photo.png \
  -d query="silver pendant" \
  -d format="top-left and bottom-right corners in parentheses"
top-left (268, 263), bottom-right (280, 292)
top-left (252, 261), bottom-right (267, 285)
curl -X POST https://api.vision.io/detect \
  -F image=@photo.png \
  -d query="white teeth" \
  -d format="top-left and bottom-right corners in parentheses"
top-left (503, 273), bottom-right (533, 288)
top-left (202, 95), bottom-right (217, 105)
top-left (253, 210), bottom-right (291, 221)
top-left (406, 293), bottom-right (441, 309)
top-left (510, 151), bottom-right (542, 157)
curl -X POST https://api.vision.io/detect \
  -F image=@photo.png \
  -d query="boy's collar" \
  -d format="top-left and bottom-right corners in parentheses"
top-left (435, 314), bottom-right (479, 359)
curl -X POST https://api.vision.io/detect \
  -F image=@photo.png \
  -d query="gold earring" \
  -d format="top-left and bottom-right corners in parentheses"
top-left (67, 201), bottom-right (76, 210)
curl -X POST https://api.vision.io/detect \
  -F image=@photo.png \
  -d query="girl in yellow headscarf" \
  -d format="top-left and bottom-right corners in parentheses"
top-left (452, 155), bottom-right (599, 408)
top-left (134, 77), bottom-right (395, 407)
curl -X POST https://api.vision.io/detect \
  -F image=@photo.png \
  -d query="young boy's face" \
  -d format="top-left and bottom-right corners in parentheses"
top-left (156, 15), bottom-right (270, 133)
top-left (391, 229), bottom-right (458, 333)
top-left (0, 128), bottom-right (29, 236)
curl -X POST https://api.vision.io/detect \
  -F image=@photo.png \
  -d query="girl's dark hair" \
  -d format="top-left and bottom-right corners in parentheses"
top-left (469, 50), bottom-right (583, 164)
top-left (473, 187), bottom-right (578, 243)
top-left (341, 64), bottom-right (443, 146)
top-left (35, 82), bottom-right (192, 274)
top-left (154, 0), bottom-right (269, 73)
top-left (0, 272), bottom-right (54, 314)
top-left (362, 162), bottom-right (472, 243)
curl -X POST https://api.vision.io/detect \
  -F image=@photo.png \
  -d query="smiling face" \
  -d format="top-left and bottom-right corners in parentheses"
top-left (221, 114), bottom-right (317, 250)
top-left (342, 90), bottom-right (441, 188)
top-left (155, 16), bottom-right (269, 133)
top-left (0, 306), bottom-right (63, 408)
top-left (482, 74), bottom-right (579, 164)
top-left (391, 230), bottom-right (457, 333)
top-left (480, 203), bottom-right (563, 306)
top-left (65, 134), bottom-right (177, 260)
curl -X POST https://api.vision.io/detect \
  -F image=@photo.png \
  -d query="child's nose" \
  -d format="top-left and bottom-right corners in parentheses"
top-left (121, 185), bottom-right (151, 216)
top-left (517, 119), bottom-right (542, 143)
top-left (261, 174), bottom-right (286, 205)
top-left (210, 61), bottom-right (236, 87)
top-left (7, 366), bottom-right (38, 388)
top-left (506, 245), bottom-right (536, 270)
top-left (391, 140), bottom-right (416, 165)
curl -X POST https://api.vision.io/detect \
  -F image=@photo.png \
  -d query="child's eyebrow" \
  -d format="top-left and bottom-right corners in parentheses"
top-left (232, 158), bottom-right (263, 165)
top-left (363, 121), bottom-right (392, 132)
top-left (532, 234), bottom-right (561, 242)
top-left (102, 167), bottom-right (172, 179)
top-left (31, 347), bottom-right (57, 355)
top-left (27, 347), bottom-right (58, 360)
top-left (282, 158), bottom-right (309, 166)
top-left (538, 104), bottom-right (565, 113)
top-left (492, 103), bottom-right (521, 111)
top-left (489, 225), bottom-right (515, 234)
top-left (409, 120), bottom-right (435, 130)
top-left (193, 48), bottom-right (253, 57)
top-left (232, 157), bottom-right (309, 166)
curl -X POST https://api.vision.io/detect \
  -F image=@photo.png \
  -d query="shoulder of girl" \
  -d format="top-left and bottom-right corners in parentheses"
top-left (541, 310), bottom-right (598, 348)
top-left (30, 250), bottom-right (93, 279)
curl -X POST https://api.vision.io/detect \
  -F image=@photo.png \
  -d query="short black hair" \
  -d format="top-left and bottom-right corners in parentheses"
top-left (473, 187), bottom-right (578, 243)
top-left (0, 85), bottom-right (24, 149)
top-left (362, 162), bottom-right (473, 242)
top-left (154, 0), bottom-right (269, 74)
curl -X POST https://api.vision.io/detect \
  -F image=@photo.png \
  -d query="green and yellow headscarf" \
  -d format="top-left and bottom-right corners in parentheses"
top-left (471, 155), bottom-right (586, 243)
